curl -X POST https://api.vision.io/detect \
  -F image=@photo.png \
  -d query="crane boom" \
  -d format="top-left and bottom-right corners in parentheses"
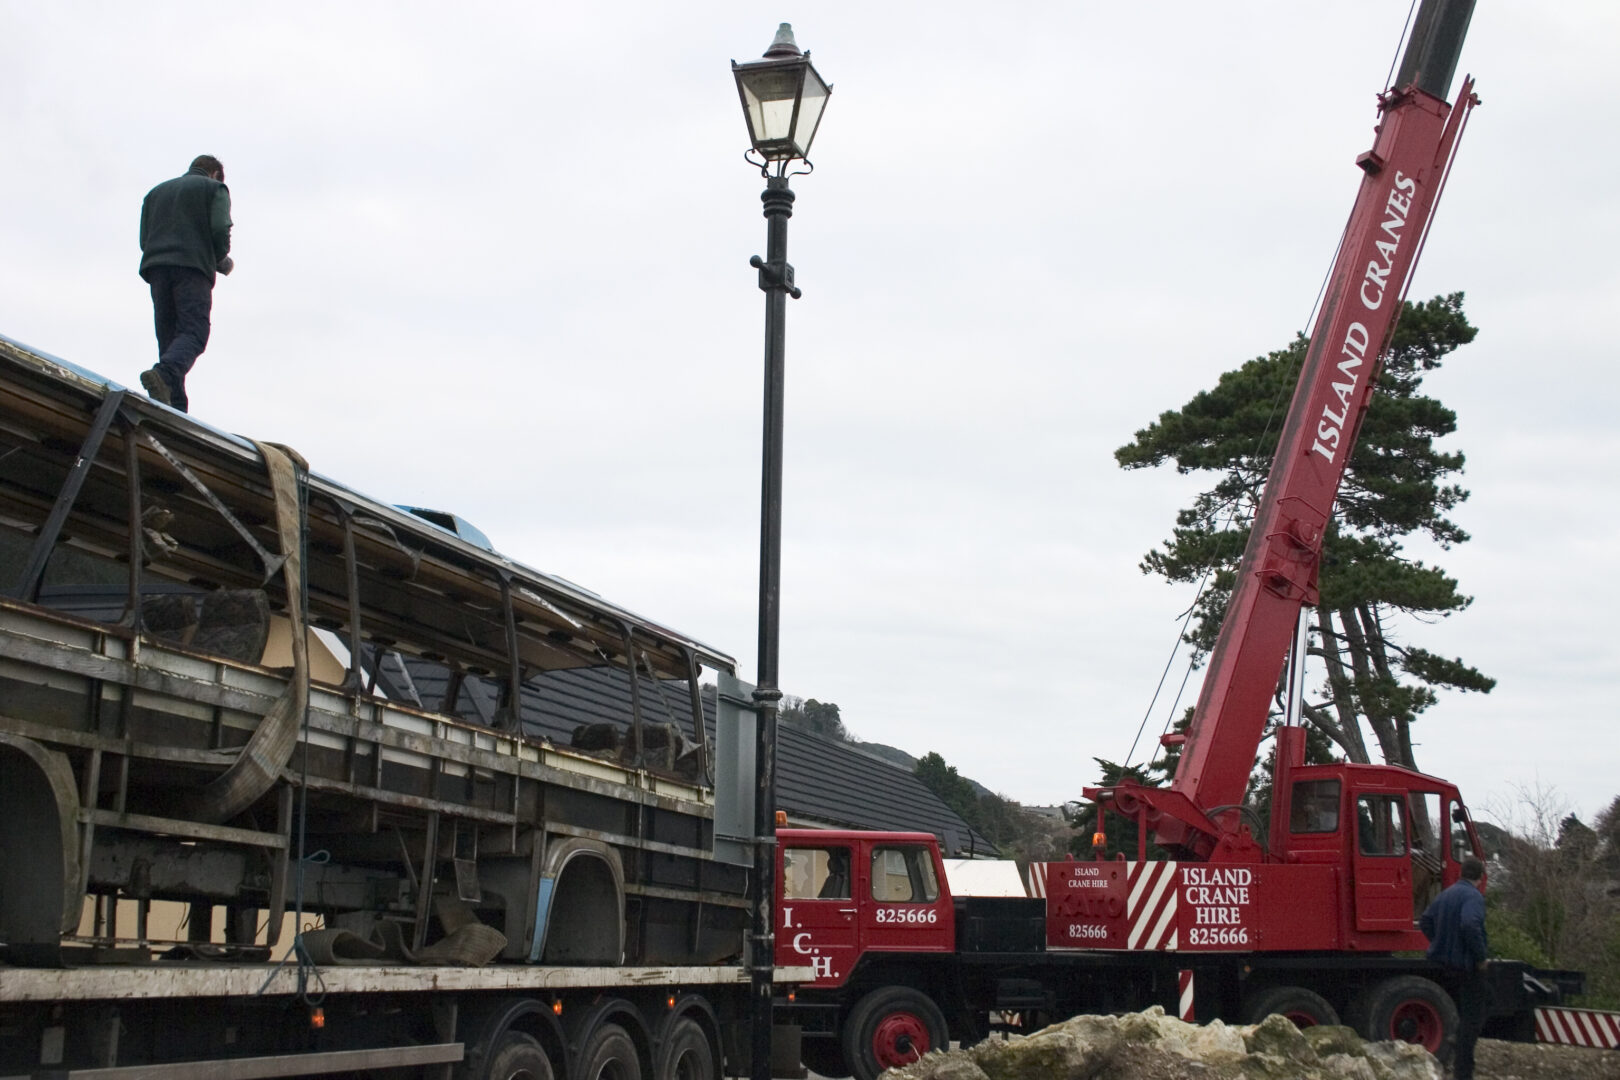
top-left (1089, 0), bottom-right (1480, 859)
top-left (1172, 3), bottom-right (1478, 816)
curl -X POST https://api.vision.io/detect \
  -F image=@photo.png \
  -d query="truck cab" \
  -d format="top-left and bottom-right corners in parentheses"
top-left (775, 829), bottom-right (955, 988)
top-left (1273, 760), bottom-right (1486, 946)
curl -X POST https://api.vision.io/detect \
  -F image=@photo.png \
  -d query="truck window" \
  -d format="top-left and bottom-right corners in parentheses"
top-left (870, 845), bottom-right (938, 903)
top-left (1289, 779), bottom-right (1341, 833)
top-left (1449, 802), bottom-right (1477, 863)
top-left (1356, 795), bottom-right (1407, 856)
top-left (1410, 791), bottom-right (1444, 912)
top-left (1409, 792), bottom-right (1442, 860)
top-left (783, 847), bottom-right (851, 900)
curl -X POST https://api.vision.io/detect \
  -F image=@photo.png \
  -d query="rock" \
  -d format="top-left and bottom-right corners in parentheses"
top-left (887, 1008), bottom-right (1440, 1080)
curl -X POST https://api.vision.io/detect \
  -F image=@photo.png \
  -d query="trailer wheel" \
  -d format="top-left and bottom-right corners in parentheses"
top-left (799, 1038), bottom-right (849, 1078)
top-left (485, 1031), bottom-right (556, 1080)
top-left (1348, 975), bottom-right (1457, 1054)
top-left (1242, 986), bottom-right (1340, 1028)
top-left (842, 987), bottom-right (948, 1080)
top-left (656, 1018), bottom-right (715, 1080)
top-left (580, 1022), bottom-right (642, 1080)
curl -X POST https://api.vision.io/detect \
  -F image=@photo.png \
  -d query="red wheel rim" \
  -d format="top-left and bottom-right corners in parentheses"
top-left (1282, 1010), bottom-right (1321, 1028)
top-left (871, 1012), bottom-right (931, 1068)
top-left (1388, 1000), bottom-right (1444, 1051)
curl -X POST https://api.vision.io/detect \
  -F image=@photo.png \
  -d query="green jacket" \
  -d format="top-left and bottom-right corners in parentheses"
top-left (139, 166), bottom-right (232, 283)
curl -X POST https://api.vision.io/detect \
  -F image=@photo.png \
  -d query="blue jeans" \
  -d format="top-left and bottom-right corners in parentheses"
top-left (147, 265), bottom-right (213, 412)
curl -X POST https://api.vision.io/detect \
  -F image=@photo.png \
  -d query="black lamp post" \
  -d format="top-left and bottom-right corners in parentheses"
top-left (732, 23), bottom-right (830, 1080)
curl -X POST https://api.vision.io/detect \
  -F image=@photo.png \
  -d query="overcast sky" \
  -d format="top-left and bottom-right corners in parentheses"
top-left (4, 2), bottom-right (1616, 826)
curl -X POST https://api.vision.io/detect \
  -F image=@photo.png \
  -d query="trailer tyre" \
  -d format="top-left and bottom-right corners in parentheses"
top-left (1242, 986), bottom-right (1340, 1028)
top-left (842, 987), bottom-right (948, 1080)
top-left (1348, 975), bottom-right (1457, 1054)
top-left (656, 1018), bottom-right (716, 1080)
top-left (485, 1032), bottom-right (556, 1080)
top-left (580, 1022), bottom-right (643, 1080)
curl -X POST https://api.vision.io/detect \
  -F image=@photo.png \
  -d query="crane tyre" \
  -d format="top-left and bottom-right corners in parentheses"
top-left (483, 1031), bottom-right (555, 1080)
top-left (580, 1022), bottom-right (643, 1080)
top-left (1347, 975), bottom-right (1457, 1054)
top-left (842, 987), bottom-right (948, 1080)
top-left (1241, 985), bottom-right (1340, 1028)
top-left (656, 1018), bottom-right (716, 1080)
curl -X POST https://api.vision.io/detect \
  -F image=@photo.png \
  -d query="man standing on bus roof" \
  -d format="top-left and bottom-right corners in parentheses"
top-left (138, 154), bottom-right (234, 414)
top-left (1420, 855), bottom-right (1489, 1080)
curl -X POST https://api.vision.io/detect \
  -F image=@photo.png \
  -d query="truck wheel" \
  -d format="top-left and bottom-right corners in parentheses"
top-left (485, 1031), bottom-right (556, 1080)
top-left (800, 1038), bottom-right (849, 1078)
top-left (656, 1018), bottom-right (715, 1080)
top-left (1347, 975), bottom-right (1457, 1054)
top-left (1242, 986), bottom-right (1340, 1028)
top-left (580, 1022), bottom-right (642, 1080)
top-left (842, 987), bottom-right (948, 1080)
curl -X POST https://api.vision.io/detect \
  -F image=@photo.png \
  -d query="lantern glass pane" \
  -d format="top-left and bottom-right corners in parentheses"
top-left (739, 65), bottom-right (804, 145)
top-left (792, 66), bottom-right (829, 157)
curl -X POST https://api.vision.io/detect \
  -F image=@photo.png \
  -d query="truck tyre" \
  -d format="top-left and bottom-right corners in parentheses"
top-left (1347, 975), bottom-right (1457, 1054)
top-left (580, 1022), bottom-right (642, 1080)
top-left (842, 987), bottom-right (948, 1080)
top-left (799, 1038), bottom-right (849, 1078)
top-left (1242, 986), bottom-right (1340, 1028)
top-left (656, 1018), bottom-right (715, 1080)
top-left (485, 1032), bottom-right (555, 1080)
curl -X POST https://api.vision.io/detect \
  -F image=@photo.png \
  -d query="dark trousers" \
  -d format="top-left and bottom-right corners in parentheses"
top-left (147, 266), bottom-right (213, 412)
top-left (1452, 969), bottom-right (1486, 1079)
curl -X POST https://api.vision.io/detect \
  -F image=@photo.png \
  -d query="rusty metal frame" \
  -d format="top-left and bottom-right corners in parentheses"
top-left (9, 390), bottom-right (127, 604)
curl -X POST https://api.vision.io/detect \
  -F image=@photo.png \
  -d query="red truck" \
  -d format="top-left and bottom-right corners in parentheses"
top-left (772, 2), bottom-right (1611, 1076)
top-left (773, 825), bottom-right (1582, 1080)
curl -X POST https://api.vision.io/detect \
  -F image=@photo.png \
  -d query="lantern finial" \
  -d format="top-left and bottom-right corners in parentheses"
top-left (763, 24), bottom-right (802, 59)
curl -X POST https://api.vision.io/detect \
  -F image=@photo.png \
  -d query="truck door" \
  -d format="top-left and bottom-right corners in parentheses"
top-left (860, 842), bottom-right (953, 955)
top-left (777, 843), bottom-right (858, 986)
top-left (1352, 790), bottom-right (1414, 932)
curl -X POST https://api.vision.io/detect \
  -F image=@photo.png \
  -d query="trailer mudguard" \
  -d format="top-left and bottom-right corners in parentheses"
top-left (0, 732), bottom-right (83, 964)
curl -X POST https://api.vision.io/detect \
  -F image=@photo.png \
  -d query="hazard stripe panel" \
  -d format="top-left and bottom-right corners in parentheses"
top-left (1127, 860), bottom-right (1178, 950)
top-left (1535, 1006), bottom-right (1620, 1049)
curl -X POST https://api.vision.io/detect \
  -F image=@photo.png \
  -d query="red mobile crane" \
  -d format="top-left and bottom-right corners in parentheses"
top-left (768, 4), bottom-right (1603, 1077)
top-left (1067, 0), bottom-right (1486, 954)
top-left (1091, 0), bottom-right (1481, 866)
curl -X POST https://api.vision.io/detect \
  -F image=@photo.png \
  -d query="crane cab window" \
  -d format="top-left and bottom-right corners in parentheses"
top-left (783, 847), bottom-right (851, 900)
top-left (1356, 795), bottom-right (1408, 856)
top-left (870, 845), bottom-right (939, 903)
top-left (1449, 802), bottom-right (1478, 863)
top-left (1290, 779), bottom-right (1341, 833)
top-left (1409, 791), bottom-right (1444, 912)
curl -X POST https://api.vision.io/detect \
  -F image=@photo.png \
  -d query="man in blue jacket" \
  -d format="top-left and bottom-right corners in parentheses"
top-left (1420, 856), bottom-right (1488, 1079)
top-left (138, 155), bottom-right (234, 413)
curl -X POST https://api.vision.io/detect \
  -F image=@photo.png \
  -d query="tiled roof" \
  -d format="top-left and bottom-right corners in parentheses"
top-left (396, 658), bottom-right (995, 856)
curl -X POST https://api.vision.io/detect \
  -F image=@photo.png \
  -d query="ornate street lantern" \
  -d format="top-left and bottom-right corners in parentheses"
top-left (732, 24), bottom-right (831, 165)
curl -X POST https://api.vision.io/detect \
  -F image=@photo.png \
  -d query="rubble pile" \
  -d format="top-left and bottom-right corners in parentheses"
top-left (886, 1008), bottom-right (1439, 1080)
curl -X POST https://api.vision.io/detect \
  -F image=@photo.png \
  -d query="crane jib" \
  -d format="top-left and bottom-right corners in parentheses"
top-left (1160, 76), bottom-right (1478, 827)
top-left (1308, 171), bottom-right (1417, 465)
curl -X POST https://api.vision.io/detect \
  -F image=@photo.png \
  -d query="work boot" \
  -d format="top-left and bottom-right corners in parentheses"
top-left (140, 368), bottom-right (172, 406)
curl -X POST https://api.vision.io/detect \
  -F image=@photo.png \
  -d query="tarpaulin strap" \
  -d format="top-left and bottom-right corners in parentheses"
top-left (190, 440), bottom-right (310, 824)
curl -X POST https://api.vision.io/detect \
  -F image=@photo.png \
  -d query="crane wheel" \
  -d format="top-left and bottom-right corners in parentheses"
top-left (1346, 975), bottom-right (1457, 1054)
top-left (1241, 985), bottom-right (1340, 1028)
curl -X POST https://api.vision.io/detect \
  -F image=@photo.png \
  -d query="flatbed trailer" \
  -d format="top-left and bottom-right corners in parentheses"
top-left (0, 963), bottom-right (811, 1080)
top-left (0, 331), bottom-right (814, 1079)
